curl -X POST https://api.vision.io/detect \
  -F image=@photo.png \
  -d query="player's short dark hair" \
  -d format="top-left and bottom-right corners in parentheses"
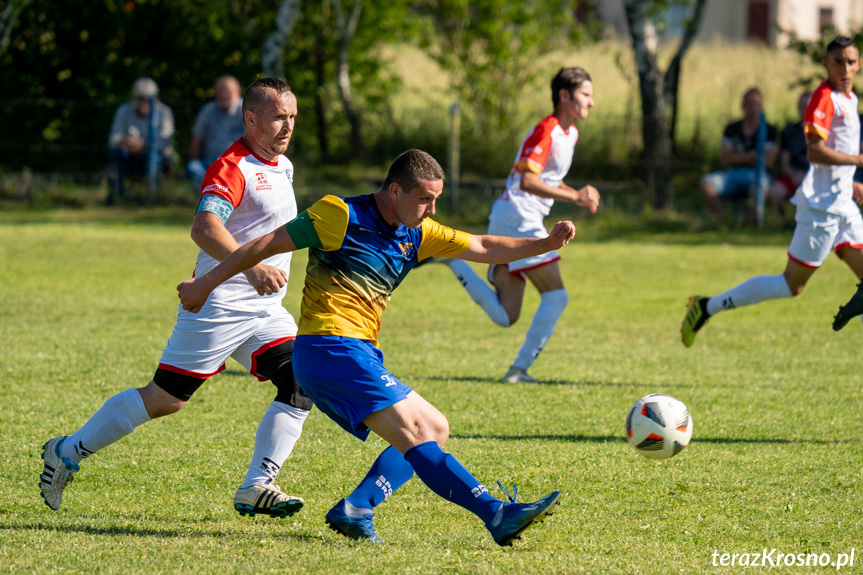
top-left (826, 35), bottom-right (858, 56)
top-left (551, 67), bottom-right (592, 107)
top-left (383, 149), bottom-right (445, 192)
top-left (242, 77), bottom-right (293, 122)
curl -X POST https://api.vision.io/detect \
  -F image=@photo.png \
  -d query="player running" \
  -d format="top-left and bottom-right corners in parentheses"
top-left (439, 67), bottom-right (599, 383)
top-left (178, 149), bottom-right (572, 546)
top-left (682, 36), bottom-right (863, 345)
top-left (39, 78), bottom-right (312, 519)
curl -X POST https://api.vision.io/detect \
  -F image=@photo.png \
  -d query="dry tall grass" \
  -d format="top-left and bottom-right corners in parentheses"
top-left (384, 39), bottom-right (824, 167)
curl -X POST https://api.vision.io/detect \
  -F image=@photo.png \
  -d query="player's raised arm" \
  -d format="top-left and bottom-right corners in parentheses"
top-left (806, 129), bottom-right (863, 167)
top-left (178, 226), bottom-right (297, 312)
top-left (459, 220), bottom-right (576, 264)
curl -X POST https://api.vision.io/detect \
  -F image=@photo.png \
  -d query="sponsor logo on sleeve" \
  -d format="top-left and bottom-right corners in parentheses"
top-left (202, 184), bottom-right (229, 194)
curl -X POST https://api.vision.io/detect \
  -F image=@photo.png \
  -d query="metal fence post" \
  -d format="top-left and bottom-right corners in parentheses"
top-left (754, 109), bottom-right (767, 227)
top-left (147, 94), bottom-right (160, 201)
top-left (449, 102), bottom-right (461, 215)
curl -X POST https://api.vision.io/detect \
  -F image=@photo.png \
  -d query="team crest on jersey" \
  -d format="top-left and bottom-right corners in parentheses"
top-left (255, 172), bottom-right (272, 191)
top-left (398, 242), bottom-right (414, 256)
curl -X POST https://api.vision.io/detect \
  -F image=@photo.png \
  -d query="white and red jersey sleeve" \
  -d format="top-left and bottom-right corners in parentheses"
top-left (497, 115), bottom-right (578, 221)
top-left (200, 141), bottom-right (248, 206)
top-left (804, 82), bottom-right (835, 142)
top-left (514, 118), bottom-right (556, 175)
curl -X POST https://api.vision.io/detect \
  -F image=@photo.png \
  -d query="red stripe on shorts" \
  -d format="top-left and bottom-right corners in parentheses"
top-left (250, 336), bottom-right (296, 381)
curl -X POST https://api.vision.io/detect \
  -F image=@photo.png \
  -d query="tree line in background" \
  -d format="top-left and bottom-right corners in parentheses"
top-left (0, 0), bottom-right (597, 167)
top-left (0, 0), bottom-right (851, 209)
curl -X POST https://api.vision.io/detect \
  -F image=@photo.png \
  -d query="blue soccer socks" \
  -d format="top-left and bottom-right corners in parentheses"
top-left (404, 441), bottom-right (501, 524)
top-left (345, 445), bottom-right (415, 510)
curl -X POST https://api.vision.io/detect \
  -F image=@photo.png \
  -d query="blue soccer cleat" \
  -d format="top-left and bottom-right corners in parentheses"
top-left (486, 483), bottom-right (561, 547)
top-left (324, 498), bottom-right (383, 543)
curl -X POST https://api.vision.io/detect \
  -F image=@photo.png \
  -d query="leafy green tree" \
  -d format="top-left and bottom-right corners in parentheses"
top-left (0, 0), bottom-right (274, 171)
top-left (785, 26), bottom-right (863, 91)
top-left (275, 0), bottom-right (424, 161)
top-left (0, 0), bottom-right (32, 56)
top-left (623, 0), bottom-right (707, 209)
top-left (418, 0), bottom-right (598, 135)
top-left (0, 0), bottom-right (426, 171)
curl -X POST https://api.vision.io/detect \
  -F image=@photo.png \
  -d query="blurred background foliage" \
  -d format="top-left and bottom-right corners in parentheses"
top-left (0, 0), bottom-right (845, 215)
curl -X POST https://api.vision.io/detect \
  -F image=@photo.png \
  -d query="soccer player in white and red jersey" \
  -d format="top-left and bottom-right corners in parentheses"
top-left (682, 36), bottom-right (863, 345)
top-left (442, 67), bottom-right (599, 383)
top-left (39, 78), bottom-right (313, 519)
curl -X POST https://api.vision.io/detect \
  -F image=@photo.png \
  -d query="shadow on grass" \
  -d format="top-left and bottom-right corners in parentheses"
top-left (451, 433), bottom-right (852, 445)
top-left (0, 518), bottom-right (325, 542)
top-left (423, 375), bottom-right (683, 388)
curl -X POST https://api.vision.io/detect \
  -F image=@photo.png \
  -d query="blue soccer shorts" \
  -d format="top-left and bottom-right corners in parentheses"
top-left (292, 334), bottom-right (412, 440)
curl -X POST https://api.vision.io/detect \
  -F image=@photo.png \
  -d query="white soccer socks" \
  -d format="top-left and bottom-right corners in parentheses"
top-left (446, 259), bottom-right (511, 327)
top-left (241, 401), bottom-right (309, 488)
top-left (59, 388), bottom-right (151, 465)
top-left (706, 274), bottom-right (793, 316)
top-left (512, 289), bottom-right (569, 370)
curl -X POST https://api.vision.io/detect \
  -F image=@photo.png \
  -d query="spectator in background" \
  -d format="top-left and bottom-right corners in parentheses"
top-left (107, 77), bottom-right (175, 205)
top-left (700, 88), bottom-right (777, 222)
top-left (186, 76), bottom-right (244, 190)
top-left (767, 91), bottom-right (811, 219)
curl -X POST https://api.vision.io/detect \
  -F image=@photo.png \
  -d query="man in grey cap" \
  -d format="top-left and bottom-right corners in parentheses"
top-left (107, 77), bottom-right (175, 205)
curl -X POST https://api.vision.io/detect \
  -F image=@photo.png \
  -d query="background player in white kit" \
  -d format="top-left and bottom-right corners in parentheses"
top-left (682, 36), bottom-right (863, 345)
top-left (39, 78), bottom-right (313, 518)
top-left (441, 67), bottom-right (599, 383)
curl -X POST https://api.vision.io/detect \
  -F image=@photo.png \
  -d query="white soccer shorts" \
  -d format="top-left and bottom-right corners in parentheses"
top-left (488, 208), bottom-right (560, 274)
top-left (788, 200), bottom-right (863, 267)
top-left (159, 304), bottom-right (298, 378)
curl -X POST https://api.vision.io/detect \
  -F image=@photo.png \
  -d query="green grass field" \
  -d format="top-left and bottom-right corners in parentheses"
top-left (1, 209), bottom-right (862, 574)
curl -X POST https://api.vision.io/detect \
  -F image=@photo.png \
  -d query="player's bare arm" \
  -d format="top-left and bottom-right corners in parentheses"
top-left (191, 211), bottom-right (288, 294)
top-left (178, 226), bottom-right (297, 313)
top-left (560, 181), bottom-right (600, 213)
top-left (521, 171), bottom-right (600, 212)
top-left (807, 132), bottom-right (863, 167)
top-left (459, 221), bottom-right (576, 264)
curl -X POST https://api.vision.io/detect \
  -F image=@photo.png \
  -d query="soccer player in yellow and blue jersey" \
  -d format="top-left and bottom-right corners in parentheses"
top-left (178, 149), bottom-right (575, 546)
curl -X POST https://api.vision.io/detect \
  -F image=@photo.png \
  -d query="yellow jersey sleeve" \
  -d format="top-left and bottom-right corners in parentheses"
top-left (417, 218), bottom-right (472, 261)
top-left (285, 195), bottom-right (350, 251)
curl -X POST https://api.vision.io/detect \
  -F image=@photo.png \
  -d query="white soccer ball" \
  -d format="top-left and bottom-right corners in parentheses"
top-left (625, 393), bottom-right (693, 460)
